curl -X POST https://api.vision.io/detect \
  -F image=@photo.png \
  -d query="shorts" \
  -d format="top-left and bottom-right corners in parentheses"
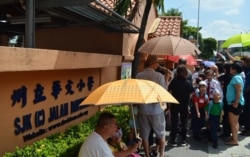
top-left (138, 112), bottom-right (165, 139)
top-left (228, 104), bottom-right (243, 115)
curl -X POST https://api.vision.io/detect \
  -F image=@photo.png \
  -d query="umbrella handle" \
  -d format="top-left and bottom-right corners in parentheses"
top-left (130, 104), bottom-right (138, 138)
top-left (157, 95), bottom-right (166, 110)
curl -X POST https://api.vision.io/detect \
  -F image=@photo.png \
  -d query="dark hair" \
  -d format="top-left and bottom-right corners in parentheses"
top-left (223, 62), bottom-right (232, 74)
top-left (244, 56), bottom-right (250, 64)
top-left (144, 55), bottom-right (158, 68)
top-left (195, 65), bottom-right (201, 72)
top-left (195, 77), bottom-right (201, 85)
top-left (96, 112), bottom-right (115, 128)
top-left (205, 69), bottom-right (213, 75)
top-left (198, 72), bottom-right (205, 80)
top-left (200, 62), bottom-right (205, 67)
top-left (231, 61), bottom-right (243, 73)
top-left (216, 62), bottom-right (224, 74)
top-left (178, 58), bottom-right (187, 65)
top-left (176, 65), bottom-right (188, 79)
top-left (156, 65), bottom-right (166, 75)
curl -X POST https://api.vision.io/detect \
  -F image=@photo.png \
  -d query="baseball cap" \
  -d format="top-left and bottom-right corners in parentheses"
top-left (199, 81), bottom-right (207, 86)
top-left (213, 89), bottom-right (221, 95)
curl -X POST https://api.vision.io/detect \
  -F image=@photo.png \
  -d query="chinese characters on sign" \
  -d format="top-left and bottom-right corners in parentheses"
top-left (11, 76), bottom-right (94, 107)
top-left (11, 76), bottom-right (94, 141)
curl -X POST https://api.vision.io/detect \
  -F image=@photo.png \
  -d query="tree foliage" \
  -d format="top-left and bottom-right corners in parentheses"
top-left (199, 37), bottom-right (217, 59)
top-left (114, 0), bottom-right (133, 18)
top-left (163, 8), bottom-right (182, 16)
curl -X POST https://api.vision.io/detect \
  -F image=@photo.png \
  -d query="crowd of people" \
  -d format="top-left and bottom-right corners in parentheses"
top-left (77, 54), bottom-right (250, 157)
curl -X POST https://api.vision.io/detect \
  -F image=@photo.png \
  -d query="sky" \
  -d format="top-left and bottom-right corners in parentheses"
top-left (164, 0), bottom-right (249, 41)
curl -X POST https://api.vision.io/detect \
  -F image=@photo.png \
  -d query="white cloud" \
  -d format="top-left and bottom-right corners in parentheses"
top-left (200, 20), bottom-right (243, 40)
top-left (165, 0), bottom-right (249, 40)
top-left (188, 18), bottom-right (197, 26)
top-left (189, 0), bottom-right (244, 11)
top-left (224, 8), bottom-right (239, 15)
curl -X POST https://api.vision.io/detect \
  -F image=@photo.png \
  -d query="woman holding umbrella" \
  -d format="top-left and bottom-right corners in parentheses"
top-left (225, 61), bottom-right (245, 146)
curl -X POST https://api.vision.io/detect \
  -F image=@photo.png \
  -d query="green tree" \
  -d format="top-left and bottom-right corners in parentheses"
top-left (199, 37), bottom-right (217, 59)
top-left (163, 8), bottom-right (182, 16)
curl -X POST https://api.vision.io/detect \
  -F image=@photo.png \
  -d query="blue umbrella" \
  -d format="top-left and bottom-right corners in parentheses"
top-left (202, 61), bottom-right (215, 67)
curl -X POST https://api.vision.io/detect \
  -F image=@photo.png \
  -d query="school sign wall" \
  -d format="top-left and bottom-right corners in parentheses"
top-left (0, 46), bottom-right (122, 156)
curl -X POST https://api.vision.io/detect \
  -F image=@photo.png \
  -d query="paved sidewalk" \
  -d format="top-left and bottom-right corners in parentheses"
top-left (162, 129), bottom-right (250, 157)
top-left (207, 133), bottom-right (250, 157)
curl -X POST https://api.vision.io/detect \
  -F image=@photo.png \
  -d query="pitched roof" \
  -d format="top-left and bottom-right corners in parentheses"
top-left (0, 0), bottom-right (140, 35)
top-left (148, 16), bottom-right (182, 39)
top-left (88, 0), bottom-right (139, 33)
top-left (97, 0), bottom-right (137, 20)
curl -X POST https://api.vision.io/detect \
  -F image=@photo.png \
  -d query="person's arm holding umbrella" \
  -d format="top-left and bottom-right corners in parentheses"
top-left (113, 141), bottom-right (141, 157)
top-left (225, 49), bottom-right (236, 62)
top-left (210, 65), bottom-right (219, 79)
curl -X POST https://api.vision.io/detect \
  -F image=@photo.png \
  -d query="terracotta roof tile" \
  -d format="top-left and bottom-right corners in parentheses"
top-left (148, 16), bottom-right (182, 39)
top-left (91, 0), bottom-right (137, 20)
top-left (99, 0), bottom-right (115, 9)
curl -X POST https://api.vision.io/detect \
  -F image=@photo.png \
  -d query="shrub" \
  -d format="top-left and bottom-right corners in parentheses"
top-left (4, 106), bottom-right (130, 157)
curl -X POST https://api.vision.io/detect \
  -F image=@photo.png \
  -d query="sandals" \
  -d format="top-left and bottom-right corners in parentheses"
top-left (224, 140), bottom-right (239, 146)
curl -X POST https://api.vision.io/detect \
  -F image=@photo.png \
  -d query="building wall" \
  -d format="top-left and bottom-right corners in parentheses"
top-left (36, 26), bottom-right (123, 55)
top-left (0, 35), bottom-right (9, 46)
top-left (0, 46), bottom-right (121, 156)
top-left (122, 3), bottom-right (158, 60)
top-left (0, 1), bottom-right (159, 155)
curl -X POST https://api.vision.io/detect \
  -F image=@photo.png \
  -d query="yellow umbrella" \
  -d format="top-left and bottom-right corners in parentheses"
top-left (80, 79), bottom-right (179, 138)
top-left (80, 79), bottom-right (179, 106)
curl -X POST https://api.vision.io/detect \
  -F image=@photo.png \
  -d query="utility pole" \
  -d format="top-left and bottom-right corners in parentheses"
top-left (197, 0), bottom-right (200, 48)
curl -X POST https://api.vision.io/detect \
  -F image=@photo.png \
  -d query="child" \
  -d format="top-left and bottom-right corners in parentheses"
top-left (205, 69), bottom-right (223, 101)
top-left (191, 81), bottom-right (209, 141)
top-left (108, 128), bottom-right (141, 157)
top-left (205, 89), bottom-right (223, 149)
top-left (108, 128), bottom-right (127, 151)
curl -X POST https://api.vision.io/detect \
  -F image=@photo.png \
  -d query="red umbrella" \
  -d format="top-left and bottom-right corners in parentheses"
top-left (165, 55), bottom-right (197, 65)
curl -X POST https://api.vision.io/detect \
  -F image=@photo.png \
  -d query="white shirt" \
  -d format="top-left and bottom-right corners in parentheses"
top-left (192, 72), bottom-right (199, 82)
top-left (78, 132), bottom-right (114, 157)
top-left (205, 79), bottom-right (223, 100)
